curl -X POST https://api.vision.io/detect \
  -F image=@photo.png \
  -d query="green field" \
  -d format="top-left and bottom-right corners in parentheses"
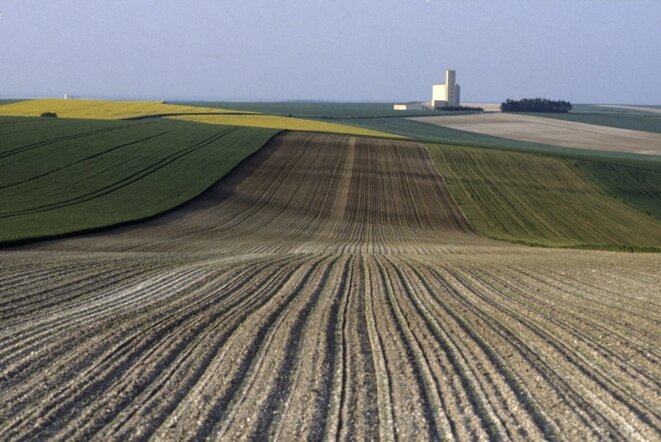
top-left (528, 112), bottom-right (661, 133)
top-left (170, 101), bottom-right (456, 118)
top-left (570, 104), bottom-right (659, 115)
top-left (0, 117), bottom-right (276, 244)
top-left (429, 144), bottom-right (661, 250)
top-left (2, 107), bottom-right (660, 252)
top-left (334, 116), bottom-right (661, 222)
top-left (0, 99), bottom-right (25, 106)
top-left (574, 157), bottom-right (661, 220)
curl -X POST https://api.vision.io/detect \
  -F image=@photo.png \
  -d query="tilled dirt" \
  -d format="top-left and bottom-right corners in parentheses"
top-left (1, 132), bottom-right (659, 441)
top-left (411, 113), bottom-right (661, 155)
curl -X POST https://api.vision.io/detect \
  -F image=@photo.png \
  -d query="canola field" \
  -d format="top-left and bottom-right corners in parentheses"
top-left (0, 99), bottom-right (397, 138)
top-left (0, 98), bottom-right (245, 120)
top-left (168, 114), bottom-right (400, 138)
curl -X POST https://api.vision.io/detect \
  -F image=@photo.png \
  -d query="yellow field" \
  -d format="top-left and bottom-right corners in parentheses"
top-left (169, 114), bottom-right (400, 138)
top-left (0, 99), bottom-right (244, 120)
top-left (0, 99), bottom-right (398, 137)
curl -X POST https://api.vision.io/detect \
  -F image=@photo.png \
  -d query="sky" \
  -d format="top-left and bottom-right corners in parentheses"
top-left (1, 1), bottom-right (660, 104)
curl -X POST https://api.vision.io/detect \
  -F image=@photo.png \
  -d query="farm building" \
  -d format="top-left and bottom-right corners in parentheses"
top-left (393, 102), bottom-right (424, 111)
top-left (432, 69), bottom-right (461, 109)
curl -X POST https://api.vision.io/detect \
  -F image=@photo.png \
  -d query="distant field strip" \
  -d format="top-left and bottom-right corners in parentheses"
top-left (168, 114), bottom-right (399, 138)
top-left (413, 113), bottom-right (661, 155)
top-left (0, 99), bottom-right (398, 137)
top-left (429, 144), bottom-right (661, 249)
top-left (1, 133), bottom-right (659, 440)
top-left (528, 111), bottom-right (661, 134)
top-left (596, 104), bottom-right (661, 115)
top-left (0, 118), bottom-right (277, 243)
top-left (25, 133), bottom-right (474, 254)
top-left (0, 98), bottom-right (248, 120)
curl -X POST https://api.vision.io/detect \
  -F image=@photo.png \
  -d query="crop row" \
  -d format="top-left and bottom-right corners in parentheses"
top-left (428, 144), bottom-right (661, 250)
top-left (1, 250), bottom-right (658, 440)
top-left (0, 117), bottom-right (277, 243)
top-left (1, 132), bottom-right (658, 440)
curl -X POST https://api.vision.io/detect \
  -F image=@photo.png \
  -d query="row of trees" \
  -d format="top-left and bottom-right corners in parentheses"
top-left (500, 98), bottom-right (572, 113)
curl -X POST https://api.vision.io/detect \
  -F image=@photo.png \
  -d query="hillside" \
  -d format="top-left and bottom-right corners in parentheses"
top-left (2, 132), bottom-right (658, 440)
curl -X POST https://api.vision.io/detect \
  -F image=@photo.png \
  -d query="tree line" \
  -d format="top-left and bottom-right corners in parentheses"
top-left (500, 98), bottom-right (572, 113)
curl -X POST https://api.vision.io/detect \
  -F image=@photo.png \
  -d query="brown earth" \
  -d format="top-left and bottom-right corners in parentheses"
top-left (411, 112), bottom-right (661, 155)
top-left (1, 132), bottom-right (659, 441)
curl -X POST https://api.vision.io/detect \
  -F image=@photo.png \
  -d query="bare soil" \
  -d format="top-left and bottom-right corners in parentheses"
top-left (411, 112), bottom-right (661, 155)
top-left (1, 132), bottom-right (659, 441)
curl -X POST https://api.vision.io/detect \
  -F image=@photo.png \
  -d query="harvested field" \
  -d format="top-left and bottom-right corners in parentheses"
top-left (1, 133), bottom-right (660, 440)
top-left (412, 112), bottom-right (661, 155)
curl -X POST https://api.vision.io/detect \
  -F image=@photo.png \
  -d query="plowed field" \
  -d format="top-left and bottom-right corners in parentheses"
top-left (1, 133), bottom-right (659, 440)
top-left (412, 113), bottom-right (661, 156)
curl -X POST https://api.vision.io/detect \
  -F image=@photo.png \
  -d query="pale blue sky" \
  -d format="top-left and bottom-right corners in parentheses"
top-left (1, 1), bottom-right (660, 103)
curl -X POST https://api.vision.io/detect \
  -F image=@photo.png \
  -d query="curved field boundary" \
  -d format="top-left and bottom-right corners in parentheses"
top-left (20, 132), bottom-right (476, 255)
top-left (168, 114), bottom-right (401, 138)
top-left (0, 118), bottom-right (278, 244)
top-left (428, 143), bottom-right (661, 250)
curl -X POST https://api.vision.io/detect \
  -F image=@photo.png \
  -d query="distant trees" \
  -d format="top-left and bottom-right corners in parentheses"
top-left (500, 98), bottom-right (572, 113)
top-left (443, 106), bottom-right (484, 112)
top-left (40, 112), bottom-right (58, 118)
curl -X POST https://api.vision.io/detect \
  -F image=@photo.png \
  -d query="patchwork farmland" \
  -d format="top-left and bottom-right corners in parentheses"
top-left (1, 129), bottom-right (660, 440)
top-left (411, 113), bottom-right (661, 156)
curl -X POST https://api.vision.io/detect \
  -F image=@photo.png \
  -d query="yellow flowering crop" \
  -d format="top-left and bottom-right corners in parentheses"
top-left (0, 98), bottom-right (245, 120)
top-left (169, 114), bottom-right (400, 138)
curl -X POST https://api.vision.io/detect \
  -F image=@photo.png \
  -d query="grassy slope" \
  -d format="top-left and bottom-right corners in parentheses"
top-left (337, 116), bottom-right (661, 221)
top-left (429, 144), bottom-right (661, 250)
top-left (574, 157), bottom-right (661, 220)
top-left (0, 117), bottom-right (277, 243)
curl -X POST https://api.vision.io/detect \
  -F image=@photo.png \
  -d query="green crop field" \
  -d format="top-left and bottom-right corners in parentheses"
top-left (570, 104), bottom-right (656, 115)
top-left (332, 116), bottom-right (661, 222)
top-left (574, 157), bottom-right (661, 220)
top-left (170, 101), bottom-right (456, 118)
top-left (428, 143), bottom-right (661, 250)
top-left (0, 117), bottom-right (277, 244)
top-left (528, 112), bottom-right (661, 133)
top-left (0, 99), bottom-right (25, 106)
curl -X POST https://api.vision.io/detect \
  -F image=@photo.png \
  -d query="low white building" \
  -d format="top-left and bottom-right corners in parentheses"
top-left (432, 69), bottom-right (461, 109)
top-left (393, 102), bottom-right (424, 111)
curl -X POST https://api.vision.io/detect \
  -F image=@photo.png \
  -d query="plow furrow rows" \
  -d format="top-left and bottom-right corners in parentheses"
top-left (1, 132), bottom-right (659, 440)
